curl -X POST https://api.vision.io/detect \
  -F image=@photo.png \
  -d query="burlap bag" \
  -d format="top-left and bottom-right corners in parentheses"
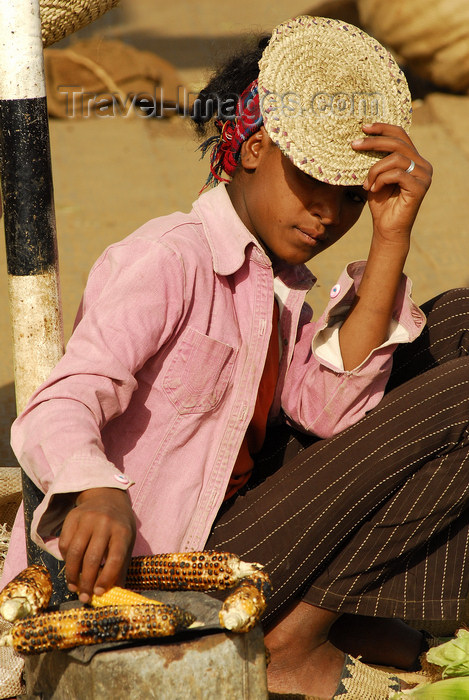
top-left (358, 0), bottom-right (469, 93)
top-left (44, 38), bottom-right (188, 118)
top-left (306, 0), bottom-right (361, 26)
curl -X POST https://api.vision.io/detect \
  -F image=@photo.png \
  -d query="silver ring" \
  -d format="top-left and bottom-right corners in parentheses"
top-left (405, 158), bottom-right (416, 174)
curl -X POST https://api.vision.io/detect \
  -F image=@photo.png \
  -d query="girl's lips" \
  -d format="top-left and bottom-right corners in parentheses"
top-left (294, 226), bottom-right (327, 245)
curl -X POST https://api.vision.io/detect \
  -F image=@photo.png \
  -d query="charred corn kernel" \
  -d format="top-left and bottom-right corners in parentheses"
top-left (126, 550), bottom-right (264, 591)
top-left (0, 565), bottom-right (52, 622)
top-left (219, 570), bottom-right (272, 633)
top-left (90, 586), bottom-right (162, 608)
top-left (1, 603), bottom-right (196, 655)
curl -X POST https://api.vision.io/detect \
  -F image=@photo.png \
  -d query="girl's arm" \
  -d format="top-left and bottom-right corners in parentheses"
top-left (11, 234), bottom-right (186, 601)
top-left (339, 123), bottom-right (432, 370)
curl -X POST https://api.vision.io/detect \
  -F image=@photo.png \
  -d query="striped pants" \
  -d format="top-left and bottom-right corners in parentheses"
top-left (206, 289), bottom-right (469, 625)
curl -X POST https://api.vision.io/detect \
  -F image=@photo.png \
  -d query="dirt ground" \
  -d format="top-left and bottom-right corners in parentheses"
top-left (1, 0), bottom-right (469, 474)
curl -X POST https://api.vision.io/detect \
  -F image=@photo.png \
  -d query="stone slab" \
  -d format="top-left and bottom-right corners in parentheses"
top-left (23, 626), bottom-right (268, 700)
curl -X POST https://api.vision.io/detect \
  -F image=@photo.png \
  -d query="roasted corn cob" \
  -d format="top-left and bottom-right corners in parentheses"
top-left (0, 564), bottom-right (52, 622)
top-left (219, 571), bottom-right (272, 633)
top-left (126, 550), bottom-right (263, 591)
top-left (0, 603), bottom-right (196, 655)
top-left (89, 586), bottom-right (161, 608)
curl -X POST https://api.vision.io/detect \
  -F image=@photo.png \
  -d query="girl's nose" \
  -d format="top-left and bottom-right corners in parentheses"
top-left (312, 185), bottom-right (342, 226)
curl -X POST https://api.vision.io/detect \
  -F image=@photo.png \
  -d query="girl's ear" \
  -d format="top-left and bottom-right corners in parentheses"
top-left (239, 127), bottom-right (269, 169)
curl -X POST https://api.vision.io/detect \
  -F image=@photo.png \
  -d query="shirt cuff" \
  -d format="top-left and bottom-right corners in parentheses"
top-left (30, 452), bottom-right (135, 557)
top-left (314, 313), bottom-right (412, 371)
top-left (311, 261), bottom-right (426, 373)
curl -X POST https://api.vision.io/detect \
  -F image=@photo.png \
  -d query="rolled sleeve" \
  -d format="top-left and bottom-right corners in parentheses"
top-left (31, 452), bottom-right (134, 558)
top-left (11, 234), bottom-right (186, 556)
top-left (281, 261), bottom-right (426, 438)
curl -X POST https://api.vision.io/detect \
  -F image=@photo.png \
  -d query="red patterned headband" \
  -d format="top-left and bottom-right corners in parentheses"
top-left (198, 79), bottom-right (262, 190)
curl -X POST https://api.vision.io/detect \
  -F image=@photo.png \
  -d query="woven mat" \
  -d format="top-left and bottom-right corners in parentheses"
top-left (40, 0), bottom-right (120, 48)
top-left (0, 617), bottom-right (24, 699)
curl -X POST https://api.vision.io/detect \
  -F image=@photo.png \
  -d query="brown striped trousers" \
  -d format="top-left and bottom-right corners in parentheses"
top-left (207, 289), bottom-right (469, 625)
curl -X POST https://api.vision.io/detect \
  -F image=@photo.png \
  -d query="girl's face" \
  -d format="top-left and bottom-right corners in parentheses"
top-left (228, 129), bottom-right (368, 267)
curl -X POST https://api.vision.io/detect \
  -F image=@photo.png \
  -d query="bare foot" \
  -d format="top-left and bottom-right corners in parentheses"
top-left (266, 638), bottom-right (345, 698)
top-left (264, 601), bottom-right (414, 697)
top-left (264, 601), bottom-right (343, 697)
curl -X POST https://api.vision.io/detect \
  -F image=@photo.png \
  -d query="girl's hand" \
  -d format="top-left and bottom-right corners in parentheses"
top-left (59, 487), bottom-right (136, 603)
top-left (352, 123), bottom-right (432, 245)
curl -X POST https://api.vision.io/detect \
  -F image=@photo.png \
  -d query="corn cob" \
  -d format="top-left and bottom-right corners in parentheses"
top-left (219, 570), bottom-right (272, 633)
top-left (0, 602), bottom-right (196, 655)
top-left (89, 586), bottom-right (162, 608)
top-left (126, 550), bottom-right (264, 591)
top-left (0, 565), bottom-right (52, 622)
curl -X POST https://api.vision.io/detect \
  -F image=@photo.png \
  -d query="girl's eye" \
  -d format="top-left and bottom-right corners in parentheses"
top-left (347, 189), bottom-right (367, 204)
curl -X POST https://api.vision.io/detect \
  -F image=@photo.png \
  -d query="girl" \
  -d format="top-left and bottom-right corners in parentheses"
top-left (5, 15), bottom-right (468, 699)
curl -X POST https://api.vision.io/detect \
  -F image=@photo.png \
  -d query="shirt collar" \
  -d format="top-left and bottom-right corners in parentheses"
top-left (193, 183), bottom-right (267, 275)
top-left (192, 182), bottom-right (315, 290)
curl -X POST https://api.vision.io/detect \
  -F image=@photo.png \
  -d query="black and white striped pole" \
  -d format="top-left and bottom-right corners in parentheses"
top-left (0, 0), bottom-right (71, 603)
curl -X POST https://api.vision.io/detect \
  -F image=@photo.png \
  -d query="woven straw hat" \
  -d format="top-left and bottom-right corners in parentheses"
top-left (40, 0), bottom-right (120, 48)
top-left (258, 16), bottom-right (412, 185)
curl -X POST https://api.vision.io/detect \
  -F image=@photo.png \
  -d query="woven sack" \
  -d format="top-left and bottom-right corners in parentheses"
top-left (358, 0), bottom-right (469, 93)
top-left (304, 0), bottom-right (361, 26)
top-left (44, 38), bottom-right (187, 118)
top-left (40, 0), bottom-right (120, 48)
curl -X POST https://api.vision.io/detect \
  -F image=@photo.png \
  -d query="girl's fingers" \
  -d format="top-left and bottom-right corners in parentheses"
top-left (94, 537), bottom-right (132, 594)
top-left (60, 519), bottom-right (93, 594)
top-left (352, 123), bottom-right (427, 169)
top-left (69, 521), bottom-right (132, 601)
top-left (360, 122), bottom-right (414, 146)
top-left (76, 533), bottom-right (112, 602)
top-left (351, 124), bottom-right (433, 192)
top-left (366, 167), bottom-right (428, 195)
top-left (363, 153), bottom-right (429, 191)
top-left (352, 135), bottom-right (418, 164)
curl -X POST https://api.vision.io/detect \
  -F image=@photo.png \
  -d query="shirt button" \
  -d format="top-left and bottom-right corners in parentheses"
top-left (114, 474), bottom-right (130, 485)
top-left (330, 284), bottom-right (341, 299)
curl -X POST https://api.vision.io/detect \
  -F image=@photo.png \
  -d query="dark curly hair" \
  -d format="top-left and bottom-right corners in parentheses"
top-left (191, 36), bottom-right (270, 139)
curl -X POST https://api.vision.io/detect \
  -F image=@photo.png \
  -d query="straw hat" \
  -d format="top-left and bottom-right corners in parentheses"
top-left (258, 15), bottom-right (412, 186)
top-left (40, 0), bottom-right (120, 48)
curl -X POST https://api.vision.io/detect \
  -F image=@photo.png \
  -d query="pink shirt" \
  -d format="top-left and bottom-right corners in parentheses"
top-left (4, 183), bottom-right (425, 584)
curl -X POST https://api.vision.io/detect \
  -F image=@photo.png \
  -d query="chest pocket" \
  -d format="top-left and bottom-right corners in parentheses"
top-left (163, 327), bottom-right (237, 414)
